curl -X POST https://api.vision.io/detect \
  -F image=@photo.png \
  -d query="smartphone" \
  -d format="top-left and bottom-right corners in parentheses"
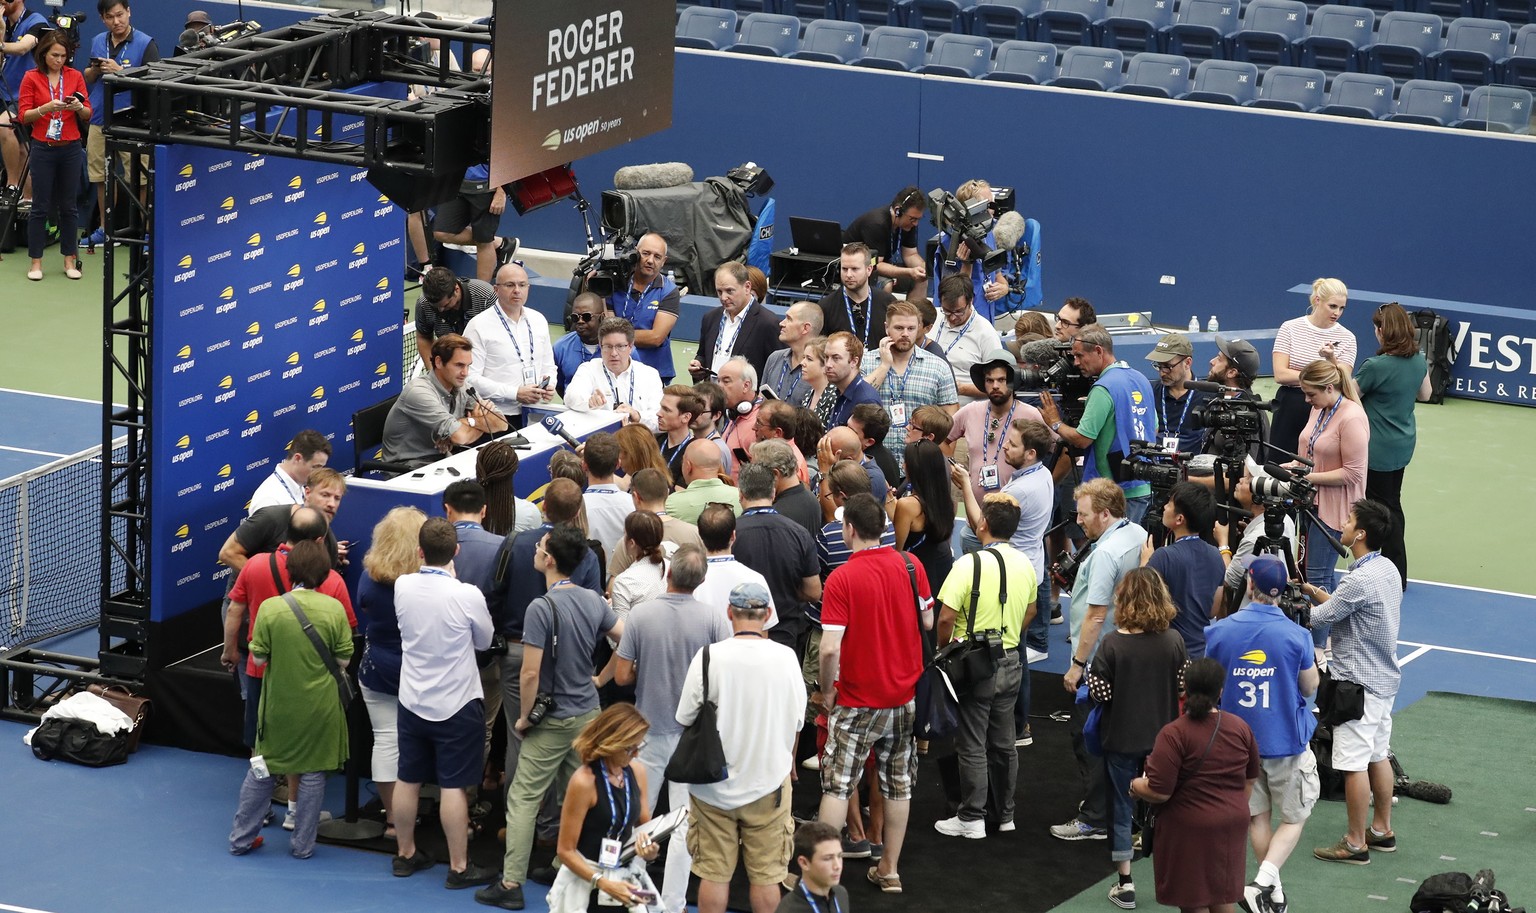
top-left (70, 91), bottom-right (87, 105)
top-left (629, 888), bottom-right (658, 904)
top-left (91, 57), bottom-right (106, 67)
top-left (537, 376), bottom-right (552, 390)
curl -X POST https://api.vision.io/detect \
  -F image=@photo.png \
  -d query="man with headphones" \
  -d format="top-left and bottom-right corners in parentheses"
top-left (718, 357), bottom-right (762, 469)
top-left (844, 186), bottom-right (929, 299)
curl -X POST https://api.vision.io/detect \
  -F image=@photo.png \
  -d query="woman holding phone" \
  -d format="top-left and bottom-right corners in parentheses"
top-left (18, 30), bottom-right (89, 282)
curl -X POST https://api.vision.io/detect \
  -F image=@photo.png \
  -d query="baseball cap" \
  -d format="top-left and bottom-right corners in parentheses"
top-left (1215, 335), bottom-right (1260, 379)
top-left (1146, 332), bottom-right (1193, 363)
top-left (185, 10), bottom-right (212, 27)
top-left (1248, 555), bottom-right (1289, 599)
top-left (728, 582), bottom-right (771, 610)
top-left (968, 347), bottom-right (1017, 391)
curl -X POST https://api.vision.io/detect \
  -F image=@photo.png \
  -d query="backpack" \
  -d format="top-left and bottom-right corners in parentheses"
top-left (1412, 309), bottom-right (1455, 405)
top-left (1410, 869), bottom-right (1520, 913)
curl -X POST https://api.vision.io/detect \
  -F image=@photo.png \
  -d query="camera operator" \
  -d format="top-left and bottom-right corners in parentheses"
top-left (1140, 481), bottom-right (1224, 659)
top-left (2, 0), bottom-right (50, 199)
top-left (1204, 555), bottom-right (1320, 913)
top-left (1202, 335), bottom-right (1270, 460)
top-left (845, 186), bottom-right (928, 299)
top-left (1036, 326), bottom-right (1156, 524)
top-left (601, 232), bottom-right (679, 383)
top-left (1300, 500), bottom-right (1402, 867)
top-left (1211, 462), bottom-right (1298, 617)
top-left (930, 180), bottom-right (1009, 321)
top-left (413, 267), bottom-right (496, 375)
top-left (818, 242), bottom-right (893, 352)
top-left (1146, 333), bottom-right (1212, 455)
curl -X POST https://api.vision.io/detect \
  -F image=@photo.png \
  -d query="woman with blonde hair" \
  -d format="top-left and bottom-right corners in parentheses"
top-left (356, 506), bottom-right (428, 837)
top-left (1294, 358), bottom-right (1369, 646)
top-left (545, 704), bottom-right (662, 912)
top-left (1086, 567), bottom-right (1189, 909)
top-left (614, 424), bottom-right (672, 492)
top-left (1271, 278), bottom-right (1358, 457)
top-left (1352, 302), bottom-right (1428, 587)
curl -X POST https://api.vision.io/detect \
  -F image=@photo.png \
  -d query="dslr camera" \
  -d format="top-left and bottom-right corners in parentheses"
top-left (1016, 339), bottom-right (1094, 424)
top-left (571, 234), bottom-right (639, 301)
top-left (524, 691), bottom-right (557, 729)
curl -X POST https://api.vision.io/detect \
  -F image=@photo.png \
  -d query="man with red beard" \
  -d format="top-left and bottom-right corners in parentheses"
top-left (860, 301), bottom-right (958, 471)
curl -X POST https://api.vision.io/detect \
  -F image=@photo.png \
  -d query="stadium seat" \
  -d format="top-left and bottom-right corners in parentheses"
top-left (1096, 0), bottom-right (1176, 54)
top-left (1032, 0), bottom-right (1110, 47)
top-left (1179, 58), bottom-right (1259, 103)
top-left (1111, 51), bottom-right (1193, 96)
top-left (983, 38), bottom-right (1059, 81)
top-left (1453, 84), bottom-right (1533, 131)
top-left (1498, 23), bottom-right (1536, 87)
top-left (731, 12), bottom-right (802, 55)
top-left (1163, 0), bottom-right (1242, 64)
top-left (1315, 71), bottom-right (1398, 117)
top-left (1361, 11), bottom-right (1444, 80)
top-left (676, 7), bottom-right (740, 49)
top-left (856, 25), bottom-right (931, 69)
top-left (781, 0), bottom-right (840, 15)
top-left (1046, 45), bottom-right (1125, 88)
top-left (1386, 78), bottom-right (1465, 124)
top-left (1428, 17), bottom-right (1512, 86)
top-left (1422, 0), bottom-right (1476, 21)
top-left (712, 0), bottom-right (784, 13)
top-left (1294, 6), bottom-right (1375, 72)
top-left (970, 0), bottom-right (1047, 41)
top-left (1228, 0), bottom-right (1310, 67)
top-left (1479, 0), bottom-right (1536, 26)
top-left (836, 0), bottom-right (905, 27)
top-left (898, 0), bottom-right (975, 32)
top-left (920, 33), bottom-right (996, 77)
top-left (791, 18), bottom-right (866, 62)
top-left (1245, 65), bottom-right (1327, 110)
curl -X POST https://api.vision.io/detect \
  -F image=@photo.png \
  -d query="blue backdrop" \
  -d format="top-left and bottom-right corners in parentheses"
top-left (150, 142), bottom-right (404, 622)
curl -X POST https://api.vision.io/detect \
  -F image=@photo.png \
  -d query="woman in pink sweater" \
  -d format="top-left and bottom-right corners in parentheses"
top-left (1294, 359), bottom-right (1368, 649)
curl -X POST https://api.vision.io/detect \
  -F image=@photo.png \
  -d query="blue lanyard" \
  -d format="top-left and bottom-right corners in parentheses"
top-left (273, 468), bottom-right (302, 504)
top-left (707, 556), bottom-right (735, 564)
top-left (599, 764), bottom-right (631, 840)
top-left (799, 884), bottom-right (842, 913)
top-left (890, 225), bottom-right (902, 261)
top-left (493, 307), bottom-right (535, 367)
top-left (774, 354), bottom-right (795, 396)
top-left (1157, 388), bottom-right (1194, 439)
top-left (418, 566), bottom-right (451, 578)
top-left (1174, 534), bottom-right (1202, 544)
top-left (743, 507), bottom-right (779, 516)
top-left (605, 367), bottom-right (636, 406)
top-left (1011, 462), bottom-right (1045, 484)
top-left (660, 433), bottom-right (692, 462)
top-left (843, 290), bottom-right (873, 348)
top-left (620, 277), bottom-right (655, 323)
top-left (984, 402), bottom-right (1017, 466)
top-left (715, 303), bottom-right (749, 364)
top-left (585, 484), bottom-right (619, 495)
top-left (938, 311), bottom-right (976, 359)
top-left (1306, 396), bottom-right (1343, 459)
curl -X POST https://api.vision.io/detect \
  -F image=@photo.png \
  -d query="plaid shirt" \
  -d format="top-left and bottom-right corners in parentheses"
top-left (860, 348), bottom-right (958, 465)
top-left (1310, 551), bottom-right (1402, 698)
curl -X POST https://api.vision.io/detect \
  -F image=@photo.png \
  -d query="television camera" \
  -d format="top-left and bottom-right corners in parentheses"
top-left (926, 187), bottom-right (1010, 275)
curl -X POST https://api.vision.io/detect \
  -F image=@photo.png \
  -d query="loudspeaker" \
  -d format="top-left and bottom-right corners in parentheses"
top-left (366, 165), bottom-right (462, 212)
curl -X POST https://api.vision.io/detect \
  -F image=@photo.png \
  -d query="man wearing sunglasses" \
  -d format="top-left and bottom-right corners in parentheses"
top-left (551, 292), bottom-right (606, 398)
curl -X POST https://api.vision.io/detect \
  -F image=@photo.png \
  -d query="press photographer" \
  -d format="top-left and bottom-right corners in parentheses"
top-left (1145, 333), bottom-right (1212, 455)
top-left (927, 180), bottom-right (1009, 320)
top-left (1015, 336), bottom-right (1094, 426)
top-left (1211, 462), bottom-right (1299, 618)
top-left (1197, 335), bottom-right (1271, 462)
top-left (595, 231), bottom-right (678, 382)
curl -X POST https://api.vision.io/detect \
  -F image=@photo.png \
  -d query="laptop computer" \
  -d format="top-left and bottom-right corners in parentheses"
top-left (788, 216), bottom-right (845, 257)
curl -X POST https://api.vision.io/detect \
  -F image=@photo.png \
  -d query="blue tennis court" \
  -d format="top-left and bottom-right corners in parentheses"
top-left (0, 389), bottom-right (106, 479)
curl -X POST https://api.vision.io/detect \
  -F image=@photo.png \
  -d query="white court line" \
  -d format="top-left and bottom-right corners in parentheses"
top-left (0, 387), bottom-right (125, 409)
top-left (1397, 645), bottom-right (1433, 666)
top-left (0, 902), bottom-right (63, 913)
top-left (1398, 641), bottom-right (1536, 666)
top-left (0, 444), bottom-right (70, 458)
top-left (1407, 578), bottom-right (1536, 601)
top-left (906, 152), bottom-right (945, 161)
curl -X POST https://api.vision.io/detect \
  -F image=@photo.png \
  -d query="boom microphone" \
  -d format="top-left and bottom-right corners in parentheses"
top-left (541, 415), bottom-right (581, 450)
top-left (1018, 338), bottom-right (1062, 368)
top-left (1395, 778), bottom-right (1453, 804)
top-left (177, 28), bottom-right (203, 51)
top-left (612, 162), bottom-right (695, 191)
top-left (1184, 380), bottom-right (1234, 394)
top-left (993, 210), bottom-right (1027, 252)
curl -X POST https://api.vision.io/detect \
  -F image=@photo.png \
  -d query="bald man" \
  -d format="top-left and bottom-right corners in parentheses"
top-left (665, 439), bottom-right (744, 524)
top-left (604, 232), bottom-right (679, 382)
top-left (818, 426), bottom-right (889, 503)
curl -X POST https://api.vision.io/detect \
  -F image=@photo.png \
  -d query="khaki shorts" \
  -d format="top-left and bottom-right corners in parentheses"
top-left (686, 779), bottom-right (793, 886)
top-left (87, 125), bottom-right (148, 185)
top-left (1249, 747), bottom-right (1320, 824)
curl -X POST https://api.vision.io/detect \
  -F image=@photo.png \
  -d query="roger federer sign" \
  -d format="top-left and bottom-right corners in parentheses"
top-left (489, 0), bottom-right (674, 185)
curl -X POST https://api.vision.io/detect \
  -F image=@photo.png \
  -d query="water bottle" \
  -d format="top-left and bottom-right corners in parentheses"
top-left (1188, 315), bottom-right (1199, 333)
top-left (1207, 316), bottom-right (1219, 333)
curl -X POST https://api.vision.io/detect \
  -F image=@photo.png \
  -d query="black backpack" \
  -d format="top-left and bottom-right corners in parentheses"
top-left (1411, 869), bottom-right (1520, 913)
top-left (1412, 309), bottom-right (1455, 405)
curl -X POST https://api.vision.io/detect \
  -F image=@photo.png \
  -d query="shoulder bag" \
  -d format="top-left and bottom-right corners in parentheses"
top-left (664, 644), bottom-right (729, 784)
top-left (909, 553), bottom-right (961, 741)
top-left (524, 594), bottom-right (561, 728)
top-left (932, 547), bottom-right (1005, 694)
top-left (1137, 710), bottom-right (1222, 857)
top-left (280, 591), bottom-right (356, 710)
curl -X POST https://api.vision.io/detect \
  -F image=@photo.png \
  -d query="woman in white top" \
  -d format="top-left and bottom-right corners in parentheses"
top-left (608, 511), bottom-right (672, 617)
top-left (1271, 278), bottom-right (1357, 460)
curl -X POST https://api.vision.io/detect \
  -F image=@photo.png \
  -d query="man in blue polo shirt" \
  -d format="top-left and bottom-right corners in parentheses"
top-left (2, 0), bottom-right (50, 198)
top-left (1037, 325), bottom-right (1156, 524)
top-left (1145, 481), bottom-right (1225, 659)
top-left (80, 0), bottom-right (158, 246)
top-left (1205, 556), bottom-right (1318, 913)
top-left (603, 232), bottom-right (679, 383)
top-left (551, 292), bottom-right (604, 397)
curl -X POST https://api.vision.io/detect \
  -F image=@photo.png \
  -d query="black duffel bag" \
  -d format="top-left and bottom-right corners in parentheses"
top-left (32, 717), bottom-right (131, 767)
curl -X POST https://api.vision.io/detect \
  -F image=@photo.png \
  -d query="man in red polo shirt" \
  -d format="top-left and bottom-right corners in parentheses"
top-left (816, 493), bottom-right (932, 895)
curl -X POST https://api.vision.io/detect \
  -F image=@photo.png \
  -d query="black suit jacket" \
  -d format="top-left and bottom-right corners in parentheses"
top-left (695, 302), bottom-right (785, 382)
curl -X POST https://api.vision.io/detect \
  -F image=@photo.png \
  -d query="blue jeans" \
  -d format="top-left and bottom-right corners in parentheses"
top-left (1124, 494), bottom-right (1152, 525)
top-left (28, 140), bottom-right (83, 259)
top-left (1306, 518), bottom-right (1342, 647)
top-left (1103, 751), bottom-right (1147, 863)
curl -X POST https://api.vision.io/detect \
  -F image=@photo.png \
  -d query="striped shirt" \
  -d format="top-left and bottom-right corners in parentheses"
top-left (1310, 551), bottom-right (1401, 698)
top-left (1273, 316), bottom-right (1358, 384)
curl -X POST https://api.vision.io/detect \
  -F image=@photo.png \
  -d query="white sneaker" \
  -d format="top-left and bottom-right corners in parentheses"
top-left (998, 819), bottom-right (1016, 833)
top-left (933, 816), bottom-right (986, 839)
top-left (283, 810), bottom-right (333, 831)
top-left (800, 755), bottom-right (821, 771)
top-left (1025, 646), bottom-right (1049, 664)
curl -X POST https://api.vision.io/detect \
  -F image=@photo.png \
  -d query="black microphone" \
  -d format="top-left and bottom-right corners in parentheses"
top-left (177, 28), bottom-right (201, 51)
top-left (1262, 461), bottom-right (1298, 481)
top-left (1183, 379), bottom-right (1234, 394)
top-left (1394, 778), bottom-right (1452, 804)
top-left (542, 415), bottom-right (580, 450)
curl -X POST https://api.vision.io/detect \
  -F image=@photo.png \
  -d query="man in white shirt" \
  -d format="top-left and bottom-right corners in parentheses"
top-left (389, 518), bottom-right (497, 888)
top-left (577, 431), bottom-right (631, 565)
top-left (930, 275), bottom-right (1004, 404)
top-left (247, 429), bottom-right (332, 514)
top-left (565, 317), bottom-right (663, 431)
top-left (692, 503), bottom-right (777, 628)
top-left (462, 262), bottom-right (556, 422)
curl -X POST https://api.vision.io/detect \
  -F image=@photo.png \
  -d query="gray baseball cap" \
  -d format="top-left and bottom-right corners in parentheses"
top-left (1215, 335), bottom-right (1260, 379)
top-left (728, 582), bottom-right (771, 610)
